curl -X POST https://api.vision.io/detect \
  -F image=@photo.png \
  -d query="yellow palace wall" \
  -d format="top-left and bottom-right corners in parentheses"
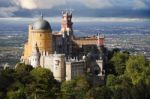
top-left (23, 25), bottom-right (53, 60)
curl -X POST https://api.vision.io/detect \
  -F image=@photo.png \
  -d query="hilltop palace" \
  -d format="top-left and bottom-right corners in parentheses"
top-left (21, 11), bottom-right (108, 84)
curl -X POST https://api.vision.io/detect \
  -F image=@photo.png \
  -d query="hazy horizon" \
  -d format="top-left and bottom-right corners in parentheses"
top-left (0, 16), bottom-right (150, 23)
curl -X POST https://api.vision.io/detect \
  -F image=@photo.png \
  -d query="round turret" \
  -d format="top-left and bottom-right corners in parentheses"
top-left (29, 16), bottom-right (53, 54)
top-left (30, 43), bottom-right (40, 68)
top-left (33, 18), bottom-right (52, 31)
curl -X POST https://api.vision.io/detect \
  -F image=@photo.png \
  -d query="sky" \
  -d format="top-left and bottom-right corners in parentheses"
top-left (0, 0), bottom-right (150, 19)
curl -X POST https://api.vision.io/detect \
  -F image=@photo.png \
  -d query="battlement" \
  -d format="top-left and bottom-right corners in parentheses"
top-left (97, 34), bottom-right (105, 46)
top-left (66, 57), bottom-right (85, 63)
top-left (62, 10), bottom-right (72, 17)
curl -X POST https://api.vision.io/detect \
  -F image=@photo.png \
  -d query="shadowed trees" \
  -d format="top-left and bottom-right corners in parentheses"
top-left (0, 50), bottom-right (149, 99)
top-left (61, 76), bottom-right (90, 99)
top-left (0, 63), bottom-right (60, 99)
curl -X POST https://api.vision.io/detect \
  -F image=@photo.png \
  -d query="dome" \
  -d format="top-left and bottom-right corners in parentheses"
top-left (32, 18), bottom-right (51, 31)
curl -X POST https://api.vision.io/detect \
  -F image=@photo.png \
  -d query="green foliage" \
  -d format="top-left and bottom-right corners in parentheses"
top-left (107, 75), bottom-right (133, 99)
top-left (61, 80), bottom-right (76, 99)
top-left (106, 74), bottom-right (116, 87)
top-left (107, 48), bottom-right (120, 61)
top-left (0, 64), bottom-right (60, 99)
top-left (0, 69), bottom-right (15, 92)
top-left (0, 50), bottom-right (149, 99)
top-left (106, 51), bottom-right (150, 99)
top-left (7, 87), bottom-right (26, 99)
top-left (110, 52), bottom-right (129, 75)
top-left (15, 63), bottom-right (34, 85)
top-left (61, 76), bottom-right (90, 99)
top-left (85, 86), bottom-right (112, 99)
top-left (0, 92), bottom-right (4, 99)
top-left (126, 55), bottom-right (150, 85)
top-left (30, 67), bottom-right (54, 82)
top-left (28, 67), bottom-right (59, 99)
top-left (15, 63), bottom-right (33, 74)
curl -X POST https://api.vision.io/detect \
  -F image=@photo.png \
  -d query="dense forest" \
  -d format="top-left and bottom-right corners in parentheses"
top-left (0, 49), bottom-right (150, 99)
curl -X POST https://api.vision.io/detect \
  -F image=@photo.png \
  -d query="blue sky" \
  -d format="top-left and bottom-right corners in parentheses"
top-left (0, 0), bottom-right (150, 18)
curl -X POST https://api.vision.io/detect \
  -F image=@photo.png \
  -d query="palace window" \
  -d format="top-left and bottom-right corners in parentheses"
top-left (40, 34), bottom-right (42, 37)
top-left (55, 60), bottom-right (60, 65)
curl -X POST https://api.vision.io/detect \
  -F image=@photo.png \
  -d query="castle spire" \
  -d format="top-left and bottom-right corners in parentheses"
top-left (30, 42), bottom-right (40, 68)
top-left (32, 42), bottom-right (40, 54)
top-left (97, 33), bottom-right (105, 47)
top-left (41, 12), bottom-right (43, 20)
top-left (61, 10), bottom-right (73, 37)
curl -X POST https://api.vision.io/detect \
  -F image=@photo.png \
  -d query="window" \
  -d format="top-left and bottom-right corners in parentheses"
top-left (55, 60), bottom-right (60, 65)
top-left (55, 67), bottom-right (58, 70)
top-left (40, 34), bottom-right (42, 37)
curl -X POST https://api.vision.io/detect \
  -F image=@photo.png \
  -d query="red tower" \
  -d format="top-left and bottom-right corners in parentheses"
top-left (97, 34), bottom-right (105, 47)
top-left (61, 11), bottom-right (73, 30)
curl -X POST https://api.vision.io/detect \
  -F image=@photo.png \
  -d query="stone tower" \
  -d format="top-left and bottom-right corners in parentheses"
top-left (29, 43), bottom-right (40, 68)
top-left (53, 54), bottom-right (65, 82)
top-left (60, 11), bottom-right (74, 57)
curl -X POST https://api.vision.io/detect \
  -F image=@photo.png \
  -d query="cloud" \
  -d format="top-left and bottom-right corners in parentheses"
top-left (79, 0), bottom-right (150, 9)
top-left (12, 0), bottom-right (38, 9)
top-left (80, 0), bottom-right (112, 9)
top-left (10, 0), bottom-right (141, 10)
top-left (0, 0), bottom-right (150, 18)
top-left (79, 0), bottom-right (130, 9)
top-left (0, 6), bottom-right (18, 17)
top-left (134, 0), bottom-right (148, 9)
top-left (1, 0), bottom-right (150, 10)
top-left (141, 0), bottom-right (150, 9)
top-left (12, 0), bottom-right (67, 9)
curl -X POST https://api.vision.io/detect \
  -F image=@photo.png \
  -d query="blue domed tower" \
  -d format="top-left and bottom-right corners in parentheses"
top-left (23, 15), bottom-right (53, 62)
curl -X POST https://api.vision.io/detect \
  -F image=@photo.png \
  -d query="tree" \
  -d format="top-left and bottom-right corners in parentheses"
top-left (61, 80), bottom-right (76, 99)
top-left (126, 55), bottom-right (149, 85)
top-left (106, 74), bottom-right (117, 87)
top-left (0, 69), bottom-right (16, 97)
top-left (61, 76), bottom-right (90, 99)
top-left (110, 52), bottom-right (129, 75)
top-left (7, 81), bottom-right (26, 99)
top-left (74, 76), bottom-right (90, 99)
top-left (7, 90), bottom-right (26, 99)
top-left (0, 92), bottom-right (4, 99)
top-left (124, 55), bottom-right (150, 99)
top-left (106, 74), bottom-right (133, 99)
top-left (15, 63), bottom-right (33, 85)
top-left (85, 86), bottom-right (112, 99)
top-left (15, 63), bottom-right (33, 74)
top-left (28, 67), bottom-right (59, 99)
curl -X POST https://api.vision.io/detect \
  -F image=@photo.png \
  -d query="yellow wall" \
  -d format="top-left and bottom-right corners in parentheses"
top-left (73, 38), bottom-right (97, 46)
top-left (23, 43), bottom-right (29, 59)
top-left (31, 30), bottom-right (53, 53)
top-left (23, 26), bottom-right (53, 60)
